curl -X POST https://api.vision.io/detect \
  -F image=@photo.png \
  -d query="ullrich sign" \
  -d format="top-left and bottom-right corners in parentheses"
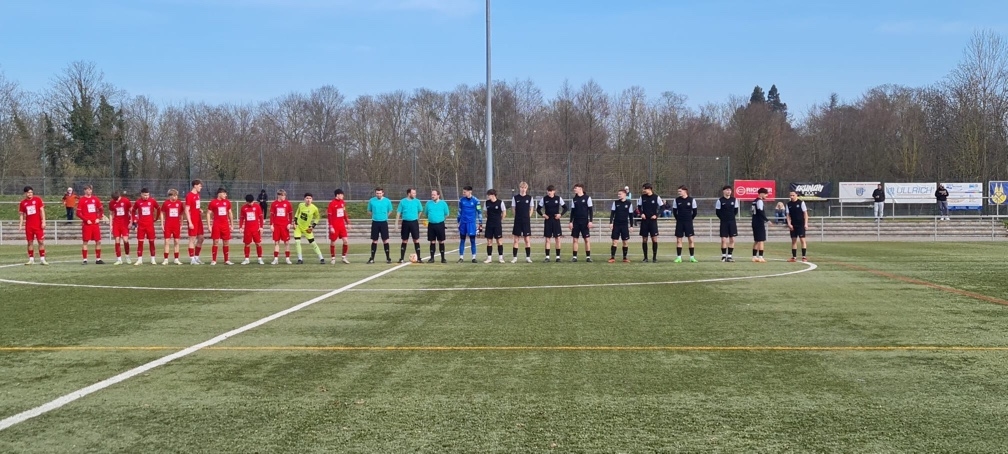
top-left (789, 182), bottom-right (831, 201)
top-left (884, 182), bottom-right (937, 203)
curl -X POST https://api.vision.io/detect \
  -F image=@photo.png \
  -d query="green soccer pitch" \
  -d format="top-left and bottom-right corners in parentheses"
top-left (1, 242), bottom-right (1007, 452)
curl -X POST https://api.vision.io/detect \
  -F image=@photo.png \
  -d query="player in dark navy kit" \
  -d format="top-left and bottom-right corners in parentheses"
top-left (483, 189), bottom-right (507, 263)
top-left (751, 188), bottom-right (770, 262)
top-left (672, 185), bottom-right (698, 263)
top-left (510, 181), bottom-right (534, 263)
top-left (636, 183), bottom-right (662, 262)
top-left (715, 185), bottom-right (738, 262)
top-left (568, 183), bottom-right (594, 262)
top-left (608, 188), bottom-right (635, 263)
top-left (786, 191), bottom-right (809, 262)
top-left (537, 185), bottom-right (567, 262)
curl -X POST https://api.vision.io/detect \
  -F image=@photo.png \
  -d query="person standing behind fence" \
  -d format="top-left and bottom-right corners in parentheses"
top-left (872, 183), bottom-right (885, 222)
top-left (62, 187), bottom-right (78, 221)
top-left (258, 189), bottom-right (269, 219)
top-left (935, 184), bottom-right (949, 221)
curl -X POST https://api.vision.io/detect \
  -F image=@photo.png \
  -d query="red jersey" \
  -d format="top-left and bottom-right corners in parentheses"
top-left (76, 196), bottom-right (104, 224)
top-left (185, 190), bottom-right (202, 222)
top-left (19, 196), bottom-right (45, 228)
top-left (327, 199), bottom-right (348, 227)
top-left (207, 198), bottom-right (232, 227)
top-left (270, 200), bottom-right (293, 228)
top-left (162, 200), bottom-right (184, 226)
top-left (132, 198), bottom-right (160, 227)
top-left (109, 197), bottom-right (132, 225)
top-left (240, 203), bottom-right (264, 230)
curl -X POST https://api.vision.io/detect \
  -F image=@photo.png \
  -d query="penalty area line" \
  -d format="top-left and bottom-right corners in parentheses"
top-left (0, 261), bottom-right (412, 432)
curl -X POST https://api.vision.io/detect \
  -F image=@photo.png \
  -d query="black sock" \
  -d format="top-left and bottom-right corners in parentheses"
top-left (721, 247), bottom-right (727, 256)
top-left (642, 242), bottom-right (648, 259)
top-left (802, 248), bottom-right (807, 257)
top-left (555, 249), bottom-right (560, 258)
top-left (652, 242), bottom-right (658, 258)
top-left (758, 249), bottom-right (764, 257)
top-left (677, 247), bottom-right (683, 257)
top-left (610, 246), bottom-right (617, 258)
top-left (525, 247), bottom-right (531, 258)
top-left (370, 243), bottom-right (377, 259)
top-left (497, 245), bottom-right (503, 256)
top-left (792, 248), bottom-right (797, 258)
top-left (439, 243), bottom-right (445, 259)
top-left (399, 244), bottom-right (407, 261)
top-left (573, 250), bottom-right (578, 258)
top-left (486, 245), bottom-right (492, 257)
top-left (689, 247), bottom-right (694, 257)
top-left (414, 243), bottom-right (421, 257)
top-left (622, 247), bottom-right (628, 259)
top-left (545, 247), bottom-right (550, 258)
top-left (586, 250), bottom-right (591, 258)
top-left (753, 248), bottom-right (758, 257)
top-left (728, 247), bottom-right (734, 256)
top-left (383, 243), bottom-right (390, 259)
top-left (513, 247), bottom-right (518, 258)
top-left (430, 243), bottom-right (436, 260)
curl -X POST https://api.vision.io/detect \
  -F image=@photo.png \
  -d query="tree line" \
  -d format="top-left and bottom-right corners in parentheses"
top-left (1, 30), bottom-right (1007, 198)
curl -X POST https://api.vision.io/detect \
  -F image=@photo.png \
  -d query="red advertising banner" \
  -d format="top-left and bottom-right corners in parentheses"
top-left (734, 180), bottom-right (776, 201)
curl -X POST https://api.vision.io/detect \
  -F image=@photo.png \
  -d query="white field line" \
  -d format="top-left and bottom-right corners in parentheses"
top-left (0, 261), bottom-right (411, 432)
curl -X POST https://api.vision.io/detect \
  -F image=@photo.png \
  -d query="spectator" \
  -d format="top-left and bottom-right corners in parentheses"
top-left (660, 199), bottom-right (673, 218)
top-left (61, 187), bottom-right (78, 221)
top-left (935, 184), bottom-right (949, 221)
top-left (258, 189), bottom-right (269, 218)
top-left (623, 186), bottom-right (632, 202)
top-left (774, 202), bottom-right (787, 225)
top-left (872, 183), bottom-right (885, 222)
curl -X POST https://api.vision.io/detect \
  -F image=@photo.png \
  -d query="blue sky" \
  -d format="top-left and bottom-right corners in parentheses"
top-left (1, 0), bottom-right (1006, 115)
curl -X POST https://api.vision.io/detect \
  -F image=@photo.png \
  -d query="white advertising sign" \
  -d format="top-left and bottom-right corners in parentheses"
top-left (942, 182), bottom-right (983, 210)
top-left (839, 182), bottom-right (880, 203)
top-left (885, 182), bottom-right (937, 203)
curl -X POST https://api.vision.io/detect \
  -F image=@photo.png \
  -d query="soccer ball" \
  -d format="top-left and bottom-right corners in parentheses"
top-left (409, 253), bottom-right (419, 263)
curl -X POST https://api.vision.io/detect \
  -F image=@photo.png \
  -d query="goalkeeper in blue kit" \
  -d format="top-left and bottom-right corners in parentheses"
top-left (457, 186), bottom-right (482, 263)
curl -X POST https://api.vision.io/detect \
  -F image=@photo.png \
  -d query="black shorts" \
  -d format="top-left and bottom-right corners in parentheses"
top-left (543, 218), bottom-right (563, 238)
top-left (484, 223), bottom-right (503, 239)
top-left (790, 226), bottom-right (806, 239)
top-left (719, 221), bottom-right (738, 238)
top-left (571, 221), bottom-right (591, 239)
top-left (675, 221), bottom-right (695, 238)
top-left (639, 219), bottom-right (659, 237)
top-left (611, 224), bottom-right (630, 241)
top-left (512, 218), bottom-right (532, 237)
top-left (370, 221), bottom-right (390, 241)
top-left (400, 220), bottom-right (420, 241)
top-left (427, 222), bottom-right (446, 242)
top-left (752, 223), bottom-right (767, 242)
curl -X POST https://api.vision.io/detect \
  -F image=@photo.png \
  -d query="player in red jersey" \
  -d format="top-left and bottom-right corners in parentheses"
top-left (269, 189), bottom-right (294, 265)
top-left (160, 189), bottom-right (184, 265)
top-left (131, 188), bottom-right (160, 266)
top-left (327, 188), bottom-right (351, 264)
top-left (206, 187), bottom-right (234, 265)
top-left (185, 179), bottom-right (205, 264)
top-left (109, 190), bottom-right (132, 265)
top-left (18, 186), bottom-right (48, 265)
top-left (75, 184), bottom-right (105, 265)
top-left (239, 194), bottom-right (265, 265)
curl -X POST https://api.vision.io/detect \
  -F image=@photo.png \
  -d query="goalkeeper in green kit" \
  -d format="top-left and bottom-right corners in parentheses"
top-left (293, 193), bottom-right (325, 264)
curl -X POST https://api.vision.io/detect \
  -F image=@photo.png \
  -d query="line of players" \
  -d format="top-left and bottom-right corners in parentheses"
top-left (16, 181), bottom-right (811, 266)
top-left (358, 182), bottom-right (810, 265)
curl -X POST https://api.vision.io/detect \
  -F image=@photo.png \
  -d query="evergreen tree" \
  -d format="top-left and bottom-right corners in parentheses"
top-left (749, 85), bottom-right (766, 105)
top-left (43, 114), bottom-right (66, 181)
top-left (767, 84), bottom-right (788, 115)
top-left (65, 92), bottom-right (98, 170)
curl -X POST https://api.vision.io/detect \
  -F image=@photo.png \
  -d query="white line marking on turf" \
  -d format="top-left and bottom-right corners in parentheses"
top-left (0, 261), bottom-right (412, 432)
top-left (348, 260), bottom-right (817, 292)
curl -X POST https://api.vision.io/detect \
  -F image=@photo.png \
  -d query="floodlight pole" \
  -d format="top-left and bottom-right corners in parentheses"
top-left (485, 0), bottom-right (493, 192)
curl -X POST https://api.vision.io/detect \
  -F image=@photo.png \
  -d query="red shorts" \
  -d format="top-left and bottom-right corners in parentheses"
top-left (25, 226), bottom-right (44, 243)
top-left (211, 224), bottom-right (232, 241)
top-left (243, 228), bottom-right (262, 244)
top-left (82, 223), bottom-right (102, 242)
top-left (329, 224), bottom-right (348, 241)
top-left (188, 218), bottom-right (205, 237)
top-left (164, 223), bottom-right (181, 240)
top-left (137, 225), bottom-right (156, 241)
top-left (112, 222), bottom-right (130, 238)
top-left (272, 226), bottom-right (291, 243)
